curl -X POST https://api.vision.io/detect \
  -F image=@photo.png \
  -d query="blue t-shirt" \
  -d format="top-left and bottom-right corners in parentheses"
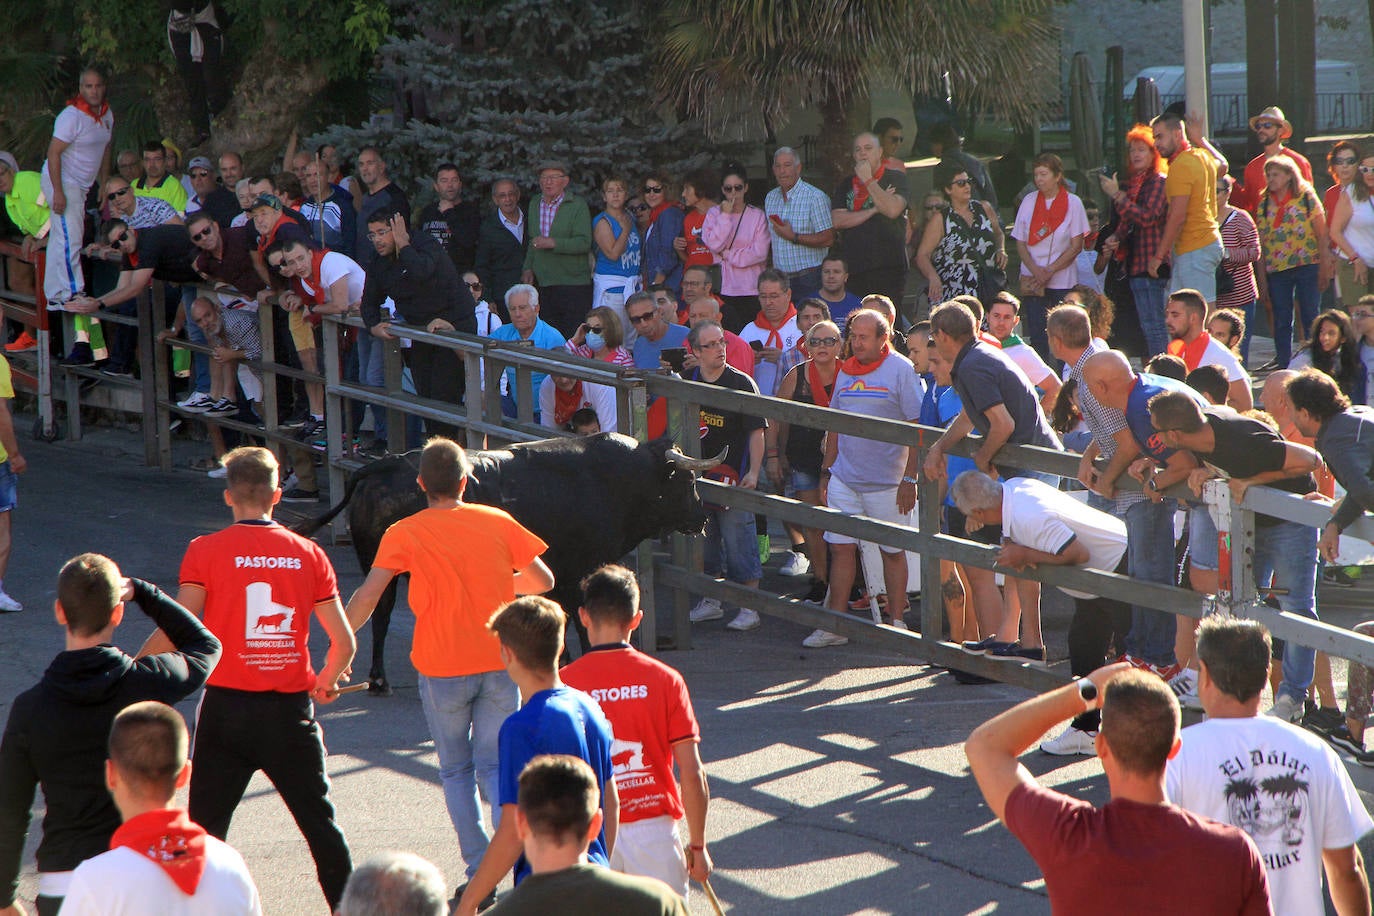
top-left (632, 323), bottom-right (690, 370)
top-left (593, 212), bottom-right (642, 279)
top-left (499, 686), bottom-right (616, 884)
top-left (490, 320), bottom-right (567, 403)
top-left (934, 386), bottom-right (978, 507)
top-left (1124, 373), bottom-right (1208, 467)
top-left (807, 291), bottom-right (864, 329)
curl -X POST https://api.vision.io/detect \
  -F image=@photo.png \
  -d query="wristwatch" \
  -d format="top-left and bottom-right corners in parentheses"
top-left (1076, 678), bottom-right (1098, 709)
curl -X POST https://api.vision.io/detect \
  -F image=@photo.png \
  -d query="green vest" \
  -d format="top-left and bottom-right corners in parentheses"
top-left (5, 172), bottom-right (50, 238)
top-left (134, 173), bottom-right (188, 214)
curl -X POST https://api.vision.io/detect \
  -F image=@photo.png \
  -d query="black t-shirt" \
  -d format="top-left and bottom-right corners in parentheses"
top-left (192, 187), bottom-right (240, 229)
top-left (693, 364), bottom-right (766, 477)
top-left (831, 168), bottom-right (909, 274)
top-left (417, 199), bottom-right (481, 271)
top-left (1203, 409), bottom-right (1315, 497)
top-left (124, 225), bottom-right (201, 284)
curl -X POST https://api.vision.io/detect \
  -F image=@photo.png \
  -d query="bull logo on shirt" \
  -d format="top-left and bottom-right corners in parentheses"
top-left (610, 738), bottom-right (646, 777)
top-left (244, 582), bottom-right (296, 638)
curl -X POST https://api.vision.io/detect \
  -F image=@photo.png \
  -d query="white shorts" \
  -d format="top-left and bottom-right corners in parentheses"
top-left (610, 815), bottom-right (688, 899)
top-left (823, 476), bottom-right (912, 548)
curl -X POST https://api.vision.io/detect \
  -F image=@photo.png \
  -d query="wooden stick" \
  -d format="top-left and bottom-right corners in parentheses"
top-left (700, 877), bottom-right (726, 916)
top-left (333, 682), bottom-right (372, 695)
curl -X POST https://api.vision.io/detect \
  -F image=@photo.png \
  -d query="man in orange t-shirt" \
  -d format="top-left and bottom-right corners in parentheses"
top-left (345, 437), bottom-right (553, 896)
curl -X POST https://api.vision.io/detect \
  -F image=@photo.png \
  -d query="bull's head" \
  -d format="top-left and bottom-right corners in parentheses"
top-left (644, 436), bottom-right (724, 537)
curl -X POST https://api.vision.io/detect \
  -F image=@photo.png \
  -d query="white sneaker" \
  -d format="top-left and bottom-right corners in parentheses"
top-left (1168, 668), bottom-right (1202, 711)
top-left (688, 598), bottom-right (723, 622)
top-left (779, 552), bottom-right (811, 577)
top-left (1265, 693), bottom-right (1304, 723)
top-left (726, 609), bottom-right (761, 631)
top-left (802, 628), bottom-right (848, 648)
top-left (1041, 726), bottom-right (1098, 756)
top-left (0, 591), bottom-right (21, 613)
top-left (887, 617), bottom-right (909, 631)
top-left (281, 472), bottom-right (300, 493)
top-left (177, 391), bottom-right (214, 412)
top-left (207, 465), bottom-right (228, 479)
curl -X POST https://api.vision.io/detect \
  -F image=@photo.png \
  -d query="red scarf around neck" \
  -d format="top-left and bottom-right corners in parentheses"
top-left (806, 359), bottom-right (834, 407)
top-left (649, 201), bottom-right (676, 224)
top-left (1268, 188), bottom-right (1294, 227)
top-left (850, 164), bottom-right (888, 211)
top-left (838, 344), bottom-right (890, 376)
top-left (111, 808), bottom-right (209, 895)
top-left (68, 95), bottom-right (110, 124)
top-left (553, 381), bottom-right (585, 428)
top-left (1028, 189), bottom-right (1069, 243)
top-left (753, 304), bottom-right (797, 349)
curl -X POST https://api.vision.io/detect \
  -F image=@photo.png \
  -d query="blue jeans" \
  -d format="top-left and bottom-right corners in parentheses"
top-left (182, 285), bottom-right (211, 395)
top-left (1253, 520), bottom-right (1319, 703)
top-left (418, 670), bottom-right (519, 880)
top-left (703, 503), bottom-right (761, 585)
top-left (1266, 263), bottom-right (1320, 367)
top-left (1129, 275), bottom-right (1170, 358)
top-left (1235, 299), bottom-right (1257, 368)
top-left (1124, 497), bottom-right (1178, 665)
top-left (1020, 288), bottom-right (1074, 362)
top-left (351, 330), bottom-right (387, 439)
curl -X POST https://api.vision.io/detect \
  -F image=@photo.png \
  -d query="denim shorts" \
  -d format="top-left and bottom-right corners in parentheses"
top-left (786, 467), bottom-right (821, 496)
top-left (1188, 503), bottom-right (1219, 572)
top-left (0, 461), bottom-right (17, 512)
top-left (1171, 240), bottom-right (1223, 300)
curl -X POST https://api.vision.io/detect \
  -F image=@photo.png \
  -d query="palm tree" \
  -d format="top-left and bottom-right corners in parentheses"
top-left (655, 0), bottom-right (1060, 179)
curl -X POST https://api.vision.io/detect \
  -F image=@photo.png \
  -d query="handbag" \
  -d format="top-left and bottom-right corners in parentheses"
top-left (977, 263), bottom-right (1007, 303)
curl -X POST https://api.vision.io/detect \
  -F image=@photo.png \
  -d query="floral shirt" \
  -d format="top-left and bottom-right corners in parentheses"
top-left (1256, 187), bottom-right (1323, 273)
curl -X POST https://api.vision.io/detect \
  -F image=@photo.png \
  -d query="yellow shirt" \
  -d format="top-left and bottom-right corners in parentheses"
top-left (0, 358), bottom-right (13, 464)
top-left (1165, 148), bottom-right (1221, 255)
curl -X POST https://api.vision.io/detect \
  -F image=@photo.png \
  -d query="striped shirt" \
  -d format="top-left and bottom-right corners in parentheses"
top-left (1217, 207), bottom-right (1260, 310)
top-left (764, 180), bottom-right (832, 273)
top-left (1068, 340), bottom-right (1144, 514)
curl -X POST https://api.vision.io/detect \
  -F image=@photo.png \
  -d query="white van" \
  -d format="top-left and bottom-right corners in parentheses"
top-left (1124, 60), bottom-right (1365, 132)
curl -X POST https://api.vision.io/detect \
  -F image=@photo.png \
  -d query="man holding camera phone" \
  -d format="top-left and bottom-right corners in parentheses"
top-left (626, 290), bottom-right (689, 371)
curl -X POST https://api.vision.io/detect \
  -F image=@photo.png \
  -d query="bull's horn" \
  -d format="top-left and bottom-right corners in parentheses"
top-left (665, 446), bottom-right (727, 472)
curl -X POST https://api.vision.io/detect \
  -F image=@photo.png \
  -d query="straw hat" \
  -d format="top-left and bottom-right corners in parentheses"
top-left (1248, 106), bottom-right (1293, 139)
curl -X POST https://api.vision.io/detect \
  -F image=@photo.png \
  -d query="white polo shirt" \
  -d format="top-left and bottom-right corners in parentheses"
top-left (41, 104), bottom-right (114, 190)
top-left (1002, 477), bottom-right (1127, 599)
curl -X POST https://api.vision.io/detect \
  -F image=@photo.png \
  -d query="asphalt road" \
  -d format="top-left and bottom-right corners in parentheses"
top-left (0, 417), bottom-right (1370, 915)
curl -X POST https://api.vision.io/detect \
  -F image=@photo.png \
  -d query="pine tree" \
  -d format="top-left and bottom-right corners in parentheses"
top-left (312, 0), bottom-right (714, 205)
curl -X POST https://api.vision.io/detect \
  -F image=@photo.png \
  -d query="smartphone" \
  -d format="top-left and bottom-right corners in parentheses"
top-left (769, 214), bottom-right (784, 225)
top-left (749, 340), bottom-right (764, 352)
top-left (662, 347), bottom-right (687, 372)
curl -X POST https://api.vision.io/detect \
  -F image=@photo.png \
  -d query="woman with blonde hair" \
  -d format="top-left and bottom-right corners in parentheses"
top-left (1256, 155), bottom-right (1328, 368)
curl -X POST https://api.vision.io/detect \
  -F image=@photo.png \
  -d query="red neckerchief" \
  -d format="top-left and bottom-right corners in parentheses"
top-left (68, 95), bottom-right (110, 124)
top-left (850, 163), bottom-right (887, 211)
top-left (256, 215), bottom-right (291, 252)
top-left (111, 809), bottom-right (208, 895)
top-left (838, 344), bottom-right (890, 376)
top-left (1167, 333), bottom-right (1212, 370)
top-left (1268, 188), bottom-right (1294, 227)
top-left (1028, 189), bottom-right (1069, 242)
top-left (554, 381), bottom-right (584, 427)
top-left (806, 359), bottom-right (833, 407)
top-left (752, 304), bottom-right (797, 348)
top-left (648, 201), bottom-right (675, 224)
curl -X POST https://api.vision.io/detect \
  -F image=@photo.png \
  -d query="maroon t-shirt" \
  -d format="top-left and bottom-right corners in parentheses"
top-left (1004, 782), bottom-right (1272, 915)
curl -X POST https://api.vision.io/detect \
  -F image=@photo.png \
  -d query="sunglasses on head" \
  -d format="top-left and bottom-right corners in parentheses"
top-left (106, 187), bottom-right (130, 201)
top-left (191, 226), bottom-right (215, 241)
top-left (643, 184), bottom-right (663, 194)
top-left (722, 183), bottom-right (745, 192)
top-left (628, 312), bottom-right (656, 324)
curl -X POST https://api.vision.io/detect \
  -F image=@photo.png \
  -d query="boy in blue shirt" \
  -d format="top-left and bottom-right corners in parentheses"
top-left (454, 596), bottom-right (618, 916)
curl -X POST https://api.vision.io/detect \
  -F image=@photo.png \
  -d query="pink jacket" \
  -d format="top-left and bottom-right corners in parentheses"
top-left (702, 205), bottom-right (771, 296)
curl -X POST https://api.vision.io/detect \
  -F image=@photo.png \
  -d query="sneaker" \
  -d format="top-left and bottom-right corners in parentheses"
top-left (989, 643), bottom-right (1047, 667)
top-left (884, 614), bottom-right (909, 630)
top-left (177, 391), bottom-right (214, 412)
top-left (757, 533), bottom-right (771, 564)
top-left (207, 465), bottom-right (228, 479)
top-left (1300, 705), bottom-right (1346, 737)
top-left (168, 418), bottom-right (183, 434)
top-left (1041, 726), bottom-right (1098, 756)
top-left (281, 407), bottom-right (310, 429)
top-left (204, 398), bottom-right (237, 416)
top-left (802, 628), bottom-right (848, 648)
top-left (1322, 566), bottom-right (1359, 588)
top-left (295, 416), bottom-right (325, 442)
top-left (1168, 668), bottom-right (1202, 711)
top-left (0, 591), bottom-right (21, 613)
top-left (688, 597), bottom-right (723, 622)
top-left (780, 551), bottom-right (811, 577)
top-left (1265, 693), bottom-right (1304, 723)
top-left (848, 591), bottom-right (887, 612)
top-left (962, 636), bottom-right (1011, 655)
top-left (726, 608), bottom-right (761, 631)
top-left (99, 366), bottom-right (134, 379)
top-left (5, 332), bottom-right (36, 353)
top-left (60, 344), bottom-right (95, 368)
top-left (802, 579), bottom-right (828, 603)
top-left (1323, 725), bottom-right (1374, 766)
top-left (282, 487), bottom-right (321, 503)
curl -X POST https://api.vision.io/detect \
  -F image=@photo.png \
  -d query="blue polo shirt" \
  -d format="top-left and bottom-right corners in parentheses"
top-left (490, 319), bottom-right (566, 401)
top-left (632, 323), bottom-right (689, 370)
top-left (1124, 373), bottom-right (1208, 466)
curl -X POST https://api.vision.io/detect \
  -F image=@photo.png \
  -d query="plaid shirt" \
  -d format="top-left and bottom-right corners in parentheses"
top-left (538, 193), bottom-right (564, 237)
top-left (764, 180), bottom-right (833, 274)
top-left (1112, 170), bottom-right (1168, 277)
top-left (1069, 340), bottom-right (1144, 514)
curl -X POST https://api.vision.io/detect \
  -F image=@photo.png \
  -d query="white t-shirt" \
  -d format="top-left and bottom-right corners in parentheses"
top-left (1000, 341), bottom-right (1055, 389)
top-left (61, 838), bottom-right (263, 915)
top-left (301, 251), bottom-right (365, 307)
top-left (475, 300), bottom-right (503, 337)
top-left (737, 315), bottom-right (800, 396)
top-left (1167, 717), bottom-right (1374, 916)
top-left (538, 376), bottom-right (618, 434)
top-left (829, 351), bottom-right (925, 492)
top-left (41, 105), bottom-right (114, 190)
top-left (1186, 335), bottom-right (1251, 392)
top-left (1012, 192), bottom-right (1090, 290)
top-left (1001, 476), bottom-right (1127, 598)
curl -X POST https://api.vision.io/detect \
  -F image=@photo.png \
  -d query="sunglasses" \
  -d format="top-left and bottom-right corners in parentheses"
top-left (586, 325), bottom-right (604, 333)
top-left (106, 187), bottom-right (131, 201)
top-left (467, 282), bottom-right (482, 291)
top-left (191, 226), bottom-right (215, 241)
top-left (808, 336), bottom-right (841, 347)
top-left (1254, 121), bottom-right (1280, 130)
top-left (628, 204), bottom-right (650, 214)
top-left (1333, 156), bottom-right (1358, 166)
top-left (108, 230), bottom-right (130, 245)
top-left (627, 312), bottom-right (656, 324)
top-left (950, 178), bottom-right (972, 187)
top-left (643, 184), bottom-right (663, 194)
top-left (722, 183), bottom-right (745, 192)
top-left (190, 170), bottom-right (211, 178)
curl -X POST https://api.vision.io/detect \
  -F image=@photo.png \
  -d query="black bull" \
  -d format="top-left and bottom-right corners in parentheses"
top-left (293, 433), bottom-right (722, 693)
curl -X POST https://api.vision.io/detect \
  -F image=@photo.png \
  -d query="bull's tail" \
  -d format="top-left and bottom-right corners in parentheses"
top-left (289, 455), bottom-right (418, 539)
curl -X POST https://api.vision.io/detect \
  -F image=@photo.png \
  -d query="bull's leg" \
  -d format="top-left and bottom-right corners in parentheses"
top-left (367, 577), bottom-right (398, 696)
top-left (553, 585), bottom-right (590, 664)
